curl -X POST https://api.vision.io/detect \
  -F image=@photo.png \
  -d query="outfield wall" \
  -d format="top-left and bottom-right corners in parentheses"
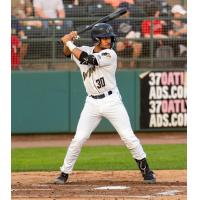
top-left (12, 69), bottom-right (186, 134)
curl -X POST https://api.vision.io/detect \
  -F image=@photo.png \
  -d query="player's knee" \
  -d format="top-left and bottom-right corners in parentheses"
top-left (123, 138), bottom-right (140, 150)
top-left (71, 134), bottom-right (89, 146)
top-left (120, 130), bottom-right (140, 149)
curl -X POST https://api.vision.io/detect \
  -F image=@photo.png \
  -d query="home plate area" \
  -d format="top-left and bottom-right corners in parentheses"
top-left (12, 170), bottom-right (187, 200)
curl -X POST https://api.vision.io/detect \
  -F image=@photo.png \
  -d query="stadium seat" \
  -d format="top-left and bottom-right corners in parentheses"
top-left (24, 41), bottom-right (52, 59)
top-left (22, 20), bottom-right (74, 60)
top-left (22, 26), bottom-right (49, 38)
top-left (54, 21), bottom-right (74, 38)
top-left (155, 45), bottom-right (174, 58)
top-left (155, 45), bottom-right (174, 67)
top-left (129, 4), bottom-right (146, 17)
top-left (74, 25), bottom-right (91, 37)
top-left (64, 4), bottom-right (88, 17)
top-left (159, 1), bottom-right (172, 16)
top-left (87, 3), bottom-right (114, 16)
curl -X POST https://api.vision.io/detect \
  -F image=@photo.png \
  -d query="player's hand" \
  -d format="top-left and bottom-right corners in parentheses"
top-left (61, 31), bottom-right (79, 44)
top-left (70, 31), bottom-right (79, 41)
top-left (61, 34), bottom-right (72, 44)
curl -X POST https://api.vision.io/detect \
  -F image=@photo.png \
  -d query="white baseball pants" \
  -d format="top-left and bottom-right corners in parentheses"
top-left (60, 89), bottom-right (146, 174)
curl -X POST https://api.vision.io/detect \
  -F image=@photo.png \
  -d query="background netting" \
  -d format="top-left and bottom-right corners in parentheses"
top-left (11, 0), bottom-right (187, 70)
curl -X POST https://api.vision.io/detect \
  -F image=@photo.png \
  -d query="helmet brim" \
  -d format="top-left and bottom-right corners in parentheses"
top-left (95, 33), bottom-right (116, 39)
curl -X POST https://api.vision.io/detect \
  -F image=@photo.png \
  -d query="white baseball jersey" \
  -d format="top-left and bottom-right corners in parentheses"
top-left (72, 46), bottom-right (117, 96)
top-left (60, 45), bottom-right (147, 175)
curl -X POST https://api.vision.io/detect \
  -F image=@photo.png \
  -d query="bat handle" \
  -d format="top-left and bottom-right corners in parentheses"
top-left (77, 29), bottom-right (86, 35)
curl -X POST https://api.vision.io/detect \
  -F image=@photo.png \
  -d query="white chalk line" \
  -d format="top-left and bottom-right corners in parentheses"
top-left (12, 185), bottom-right (186, 190)
top-left (41, 185), bottom-right (187, 189)
top-left (32, 184), bottom-right (49, 187)
top-left (12, 188), bottom-right (53, 192)
top-left (155, 190), bottom-right (181, 196)
top-left (12, 185), bottom-right (186, 192)
top-left (94, 186), bottom-right (129, 190)
top-left (12, 191), bottom-right (185, 200)
top-left (12, 184), bottom-right (186, 199)
top-left (67, 195), bottom-right (152, 199)
top-left (10, 195), bottom-right (154, 199)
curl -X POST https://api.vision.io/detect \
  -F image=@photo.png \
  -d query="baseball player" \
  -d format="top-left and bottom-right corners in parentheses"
top-left (54, 23), bottom-right (156, 184)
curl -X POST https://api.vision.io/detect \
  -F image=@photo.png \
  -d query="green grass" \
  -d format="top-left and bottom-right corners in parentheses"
top-left (11, 144), bottom-right (187, 172)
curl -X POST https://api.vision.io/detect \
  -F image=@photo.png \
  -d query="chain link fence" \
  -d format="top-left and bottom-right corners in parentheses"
top-left (11, 0), bottom-right (187, 70)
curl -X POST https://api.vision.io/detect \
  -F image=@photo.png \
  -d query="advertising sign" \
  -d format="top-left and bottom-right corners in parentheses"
top-left (140, 71), bottom-right (187, 129)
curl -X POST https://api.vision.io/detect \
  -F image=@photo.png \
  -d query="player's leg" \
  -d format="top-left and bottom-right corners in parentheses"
top-left (54, 100), bottom-right (102, 184)
top-left (103, 98), bottom-right (156, 183)
top-left (103, 100), bottom-right (146, 159)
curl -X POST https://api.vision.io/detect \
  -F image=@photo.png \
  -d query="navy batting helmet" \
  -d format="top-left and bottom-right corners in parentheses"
top-left (91, 23), bottom-right (116, 48)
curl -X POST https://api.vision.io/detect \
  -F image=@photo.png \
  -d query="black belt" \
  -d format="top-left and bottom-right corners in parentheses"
top-left (91, 91), bottom-right (112, 99)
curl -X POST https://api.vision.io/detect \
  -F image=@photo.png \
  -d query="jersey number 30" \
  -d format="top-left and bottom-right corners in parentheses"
top-left (96, 77), bottom-right (105, 89)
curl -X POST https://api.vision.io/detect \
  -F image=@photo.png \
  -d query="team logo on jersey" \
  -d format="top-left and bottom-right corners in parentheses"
top-left (80, 57), bottom-right (89, 65)
top-left (82, 66), bottom-right (96, 80)
top-left (101, 52), bottom-right (111, 58)
top-left (97, 54), bottom-right (101, 60)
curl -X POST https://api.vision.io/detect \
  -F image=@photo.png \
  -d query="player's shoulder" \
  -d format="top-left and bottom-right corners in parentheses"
top-left (79, 45), bottom-right (93, 52)
top-left (99, 48), bottom-right (117, 58)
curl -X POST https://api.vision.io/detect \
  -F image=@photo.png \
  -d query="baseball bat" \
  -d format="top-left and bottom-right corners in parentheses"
top-left (60, 7), bottom-right (127, 43)
top-left (77, 7), bottom-right (127, 35)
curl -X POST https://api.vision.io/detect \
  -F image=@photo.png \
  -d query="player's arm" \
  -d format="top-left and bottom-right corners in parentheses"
top-left (63, 45), bottom-right (71, 57)
top-left (61, 33), bottom-right (76, 56)
top-left (61, 32), bottom-right (98, 65)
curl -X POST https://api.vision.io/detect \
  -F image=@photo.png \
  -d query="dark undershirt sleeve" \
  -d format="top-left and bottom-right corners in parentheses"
top-left (79, 51), bottom-right (98, 65)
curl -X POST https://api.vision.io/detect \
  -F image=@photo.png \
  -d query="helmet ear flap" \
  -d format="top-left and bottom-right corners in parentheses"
top-left (111, 36), bottom-right (116, 48)
top-left (94, 37), bottom-right (100, 45)
top-left (95, 38), bottom-right (100, 42)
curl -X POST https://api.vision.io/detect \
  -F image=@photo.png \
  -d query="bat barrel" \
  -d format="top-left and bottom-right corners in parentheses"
top-left (59, 7), bottom-right (127, 43)
top-left (77, 26), bottom-right (92, 35)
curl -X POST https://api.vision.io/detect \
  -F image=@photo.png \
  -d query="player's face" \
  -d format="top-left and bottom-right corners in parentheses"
top-left (99, 37), bottom-right (112, 49)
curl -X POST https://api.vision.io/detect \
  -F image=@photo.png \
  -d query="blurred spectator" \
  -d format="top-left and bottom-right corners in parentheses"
top-left (11, 34), bottom-right (22, 70)
top-left (112, 2), bottom-right (142, 68)
top-left (11, 16), bottom-right (28, 70)
top-left (141, 2), bottom-right (167, 38)
top-left (168, 5), bottom-right (187, 38)
top-left (33, 0), bottom-right (65, 27)
top-left (12, 0), bottom-right (32, 18)
top-left (129, 0), bottom-right (146, 18)
top-left (12, 16), bottom-right (26, 38)
top-left (140, 2), bottom-right (168, 57)
top-left (11, 0), bottom-right (42, 27)
top-left (104, 0), bottom-right (134, 8)
top-left (137, 0), bottom-right (172, 17)
top-left (126, 0), bottom-right (146, 31)
top-left (63, 0), bottom-right (79, 5)
top-left (63, 0), bottom-right (104, 6)
top-left (167, 4), bottom-right (187, 57)
top-left (158, 0), bottom-right (172, 17)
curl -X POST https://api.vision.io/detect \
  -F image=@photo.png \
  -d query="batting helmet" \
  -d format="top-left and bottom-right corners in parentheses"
top-left (91, 23), bottom-right (116, 48)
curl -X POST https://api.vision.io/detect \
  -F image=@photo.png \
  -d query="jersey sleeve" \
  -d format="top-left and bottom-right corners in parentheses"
top-left (93, 49), bottom-right (117, 67)
top-left (71, 46), bottom-right (85, 61)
